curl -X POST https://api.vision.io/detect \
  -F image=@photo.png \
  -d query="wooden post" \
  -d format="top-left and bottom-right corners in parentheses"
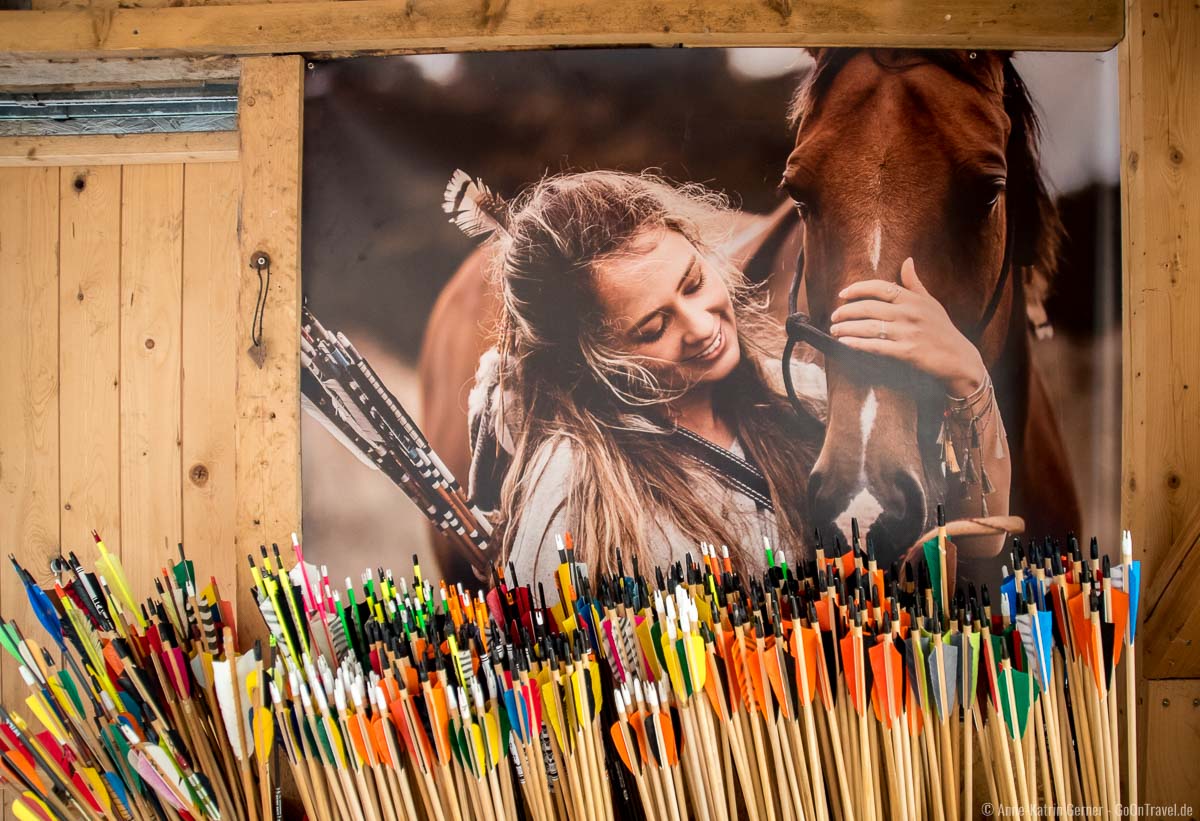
top-left (235, 55), bottom-right (305, 641)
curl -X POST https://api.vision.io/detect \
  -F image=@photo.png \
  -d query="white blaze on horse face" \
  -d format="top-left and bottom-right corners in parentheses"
top-left (831, 388), bottom-right (883, 542)
top-left (859, 388), bottom-right (878, 459)
top-left (835, 489), bottom-right (884, 544)
top-left (868, 220), bottom-right (882, 272)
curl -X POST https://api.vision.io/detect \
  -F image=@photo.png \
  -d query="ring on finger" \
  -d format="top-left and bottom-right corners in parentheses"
top-left (878, 320), bottom-right (888, 340)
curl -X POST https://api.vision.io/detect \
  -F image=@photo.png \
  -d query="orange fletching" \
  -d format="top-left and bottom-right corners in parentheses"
top-left (814, 599), bottom-right (834, 633)
top-left (656, 713), bottom-right (679, 767)
top-left (609, 723), bottom-right (636, 775)
top-left (627, 712), bottom-right (650, 762)
top-left (704, 652), bottom-right (724, 718)
top-left (346, 715), bottom-right (370, 764)
top-left (840, 633), bottom-right (865, 715)
top-left (721, 631), bottom-right (743, 707)
top-left (1067, 591), bottom-right (1093, 669)
top-left (1110, 589), bottom-right (1129, 667)
top-left (370, 717), bottom-right (394, 767)
top-left (762, 638), bottom-right (788, 719)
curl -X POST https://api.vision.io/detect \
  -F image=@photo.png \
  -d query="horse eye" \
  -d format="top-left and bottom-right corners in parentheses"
top-left (983, 177), bottom-right (1006, 209)
top-left (784, 187), bottom-right (812, 219)
top-left (779, 175), bottom-right (814, 219)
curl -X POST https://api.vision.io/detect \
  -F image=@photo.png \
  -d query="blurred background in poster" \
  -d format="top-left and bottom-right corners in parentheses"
top-left (301, 48), bottom-right (1120, 583)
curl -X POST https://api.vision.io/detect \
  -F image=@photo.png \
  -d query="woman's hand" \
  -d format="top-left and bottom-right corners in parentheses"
top-left (828, 257), bottom-right (986, 398)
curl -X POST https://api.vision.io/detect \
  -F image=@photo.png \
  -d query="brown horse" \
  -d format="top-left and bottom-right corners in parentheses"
top-left (419, 48), bottom-right (1080, 576)
top-left (781, 49), bottom-right (1079, 565)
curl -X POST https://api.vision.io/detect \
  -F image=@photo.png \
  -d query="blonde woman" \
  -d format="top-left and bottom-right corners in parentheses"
top-left (458, 170), bottom-right (1008, 592)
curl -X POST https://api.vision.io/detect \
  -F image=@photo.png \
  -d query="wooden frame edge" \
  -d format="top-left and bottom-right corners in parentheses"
top-left (0, 0), bottom-right (1124, 61)
top-left (233, 55), bottom-right (304, 638)
top-left (0, 131), bottom-right (238, 166)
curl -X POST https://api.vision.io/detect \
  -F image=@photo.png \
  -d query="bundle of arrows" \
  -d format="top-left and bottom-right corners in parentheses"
top-left (0, 516), bottom-right (1141, 821)
top-left (300, 304), bottom-right (492, 576)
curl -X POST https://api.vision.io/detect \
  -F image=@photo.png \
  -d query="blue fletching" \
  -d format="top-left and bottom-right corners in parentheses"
top-left (23, 576), bottom-right (67, 650)
top-left (104, 771), bottom-right (132, 815)
top-left (1128, 562), bottom-right (1141, 642)
top-left (117, 691), bottom-right (145, 726)
top-left (1000, 574), bottom-right (1018, 623)
top-left (502, 689), bottom-right (522, 743)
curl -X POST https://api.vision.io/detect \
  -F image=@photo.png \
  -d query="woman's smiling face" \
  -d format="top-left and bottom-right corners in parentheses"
top-left (593, 228), bottom-right (741, 389)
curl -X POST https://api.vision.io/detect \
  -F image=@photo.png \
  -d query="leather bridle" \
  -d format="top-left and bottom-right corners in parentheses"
top-left (781, 212), bottom-right (1018, 413)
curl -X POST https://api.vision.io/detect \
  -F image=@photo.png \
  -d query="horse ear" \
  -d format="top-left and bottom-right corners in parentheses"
top-left (803, 47), bottom-right (824, 64)
top-left (443, 169), bottom-right (511, 240)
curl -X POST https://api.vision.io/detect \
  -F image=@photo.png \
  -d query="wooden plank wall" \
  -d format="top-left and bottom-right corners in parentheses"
top-left (1121, 0), bottom-right (1200, 809)
top-left (0, 158), bottom-right (239, 712)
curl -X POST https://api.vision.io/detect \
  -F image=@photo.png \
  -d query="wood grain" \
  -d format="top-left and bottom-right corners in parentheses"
top-left (0, 132), bottom-right (238, 167)
top-left (182, 161), bottom-right (240, 590)
top-left (119, 162), bottom-right (184, 601)
top-left (234, 56), bottom-right (304, 641)
top-left (0, 0), bottom-right (1123, 61)
top-left (1121, 0), bottom-right (1200, 678)
top-left (58, 165), bottom-right (121, 563)
top-left (0, 167), bottom-right (59, 714)
top-left (0, 55), bottom-right (239, 91)
top-left (1144, 680), bottom-right (1200, 811)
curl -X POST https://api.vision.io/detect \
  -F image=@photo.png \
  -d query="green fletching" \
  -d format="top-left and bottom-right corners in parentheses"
top-left (997, 667), bottom-right (1038, 739)
top-left (922, 539), bottom-right (942, 613)
top-left (650, 622), bottom-right (668, 672)
top-left (57, 670), bottom-right (84, 717)
top-left (172, 560), bottom-right (195, 592)
top-left (966, 633), bottom-right (981, 709)
top-left (315, 719), bottom-right (336, 765)
top-left (498, 702), bottom-right (512, 746)
top-left (0, 622), bottom-right (22, 663)
top-left (675, 640), bottom-right (693, 697)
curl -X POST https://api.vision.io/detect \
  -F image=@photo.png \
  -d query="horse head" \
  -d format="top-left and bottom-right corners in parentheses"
top-left (781, 48), bottom-right (1060, 559)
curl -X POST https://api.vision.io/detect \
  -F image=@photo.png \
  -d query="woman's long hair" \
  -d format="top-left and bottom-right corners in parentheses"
top-left (489, 170), bottom-right (822, 574)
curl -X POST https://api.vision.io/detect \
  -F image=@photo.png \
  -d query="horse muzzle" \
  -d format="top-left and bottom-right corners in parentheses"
top-left (785, 312), bottom-right (934, 561)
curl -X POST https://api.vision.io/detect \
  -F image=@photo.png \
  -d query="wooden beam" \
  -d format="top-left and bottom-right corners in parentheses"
top-left (0, 131), bottom-right (238, 166)
top-left (0, 54), bottom-right (238, 90)
top-left (234, 55), bottom-right (303, 640)
top-left (0, 0), bottom-right (1123, 62)
top-left (1121, 0), bottom-right (1200, 663)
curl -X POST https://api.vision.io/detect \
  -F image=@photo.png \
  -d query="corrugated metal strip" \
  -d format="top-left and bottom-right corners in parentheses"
top-left (0, 85), bottom-right (238, 136)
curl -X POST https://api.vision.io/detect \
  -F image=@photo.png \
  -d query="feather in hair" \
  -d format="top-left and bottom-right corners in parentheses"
top-left (443, 169), bottom-right (510, 239)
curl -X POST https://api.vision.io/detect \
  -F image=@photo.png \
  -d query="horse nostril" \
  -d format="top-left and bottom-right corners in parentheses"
top-left (807, 470), bottom-right (825, 508)
top-left (891, 470), bottom-right (927, 535)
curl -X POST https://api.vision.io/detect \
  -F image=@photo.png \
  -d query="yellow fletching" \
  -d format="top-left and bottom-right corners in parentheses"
top-left (447, 636), bottom-right (467, 689)
top-left (571, 668), bottom-right (589, 727)
top-left (550, 603), bottom-right (576, 637)
top-left (635, 619), bottom-right (661, 680)
top-left (469, 723), bottom-right (485, 775)
top-left (46, 677), bottom-right (79, 723)
top-left (253, 707), bottom-right (274, 761)
top-left (688, 634), bottom-right (707, 691)
top-left (589, 662), bottom-right (601, 712)
top-left (95, 549), bottom-right (144, 630)
top-left (13, 792), bottom-right (53, 821)
top-left (539, 680), bottom-right (565, 750)
top-left (661, 634), bottom-right (686, 700)
top-left (483, 709), bottom-right (502, 769)
top-left (25, 693), bottom-right (67, 742)
top-left (81, 768), bottom-right (111, 813)
top-left (556, 565), bottom-right (575, 602)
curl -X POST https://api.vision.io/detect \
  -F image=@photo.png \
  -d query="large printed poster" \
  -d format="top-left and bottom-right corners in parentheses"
top-left (301, 48), bottom-right (1120, 591)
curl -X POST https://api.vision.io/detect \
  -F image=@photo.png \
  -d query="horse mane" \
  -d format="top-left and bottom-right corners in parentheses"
top-left (787, 49), bottom-right (1062, 302)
